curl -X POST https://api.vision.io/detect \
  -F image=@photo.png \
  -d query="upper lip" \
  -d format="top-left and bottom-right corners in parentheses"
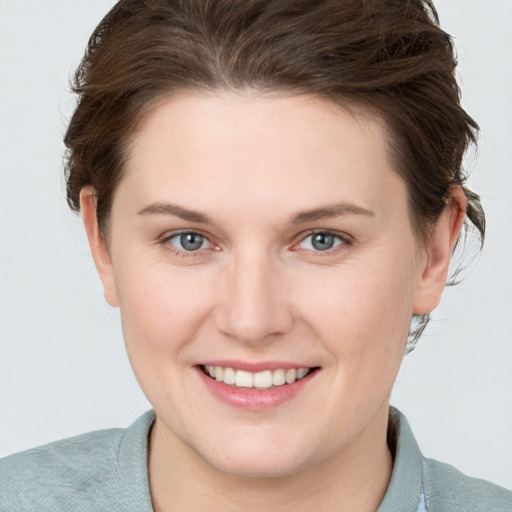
top-left (197, 360), bottom-right (317, 373)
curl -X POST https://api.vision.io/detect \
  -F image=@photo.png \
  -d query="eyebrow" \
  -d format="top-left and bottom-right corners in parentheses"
top-left (137, 201), bottom-right (375, 225)
top-left (289, 203), bottom-right (375, 224)
top-left (137, 203), bottom-right (211, 223)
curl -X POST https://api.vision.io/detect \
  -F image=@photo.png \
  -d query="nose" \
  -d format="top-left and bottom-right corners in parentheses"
top-left (214, 250), bottom-right (294, 345)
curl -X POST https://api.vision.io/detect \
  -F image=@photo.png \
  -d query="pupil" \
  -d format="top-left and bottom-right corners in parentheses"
top-left (312, 233), bottom-right (334, 251)
top-left (181, 233), bottom-right (204, 251)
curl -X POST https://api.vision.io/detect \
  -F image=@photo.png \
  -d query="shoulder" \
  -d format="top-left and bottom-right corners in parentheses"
top-left (0, 427), bottom-right (124, 511)
top-left (423, 457), bottom-right (512, 512)
top-left (386, 407), bottom-right (512, 512)
top-left (0, 411), bottom-right (155, 512)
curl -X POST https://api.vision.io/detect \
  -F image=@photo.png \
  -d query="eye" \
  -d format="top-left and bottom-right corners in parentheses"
top-left (297, 231), bottom-right (346, 252)
top-left (167, 231), bottom-right (211, 252)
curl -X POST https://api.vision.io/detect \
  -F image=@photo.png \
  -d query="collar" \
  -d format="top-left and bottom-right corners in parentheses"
top-left (377, 407), bottom-right (424, 512)
top-left (118, 408), bottom-right (425, 512)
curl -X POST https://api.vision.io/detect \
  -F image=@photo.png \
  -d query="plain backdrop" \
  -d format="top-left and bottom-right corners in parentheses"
top-left (1, 0), bottom-right (511, 489)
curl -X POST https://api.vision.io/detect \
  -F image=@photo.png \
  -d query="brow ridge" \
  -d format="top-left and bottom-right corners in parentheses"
top-left (137, 201), bottom-right (374, 225)
top-left (137, 203), bottom-right (210, 223)
top-left (290, 203), bottom-right (375, 224)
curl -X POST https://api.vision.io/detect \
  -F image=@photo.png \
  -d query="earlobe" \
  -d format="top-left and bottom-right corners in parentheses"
top-left (80, 187), bottom-right (119, 307)
top-left (413, 186), bottom-right (467, 315)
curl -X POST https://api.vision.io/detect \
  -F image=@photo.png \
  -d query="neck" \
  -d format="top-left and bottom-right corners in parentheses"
top-left (148, 407), bottom-right (393, 512)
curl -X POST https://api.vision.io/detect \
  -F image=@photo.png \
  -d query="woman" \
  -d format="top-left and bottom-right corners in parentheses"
top-left (1, 1), bottom-right (511, 510)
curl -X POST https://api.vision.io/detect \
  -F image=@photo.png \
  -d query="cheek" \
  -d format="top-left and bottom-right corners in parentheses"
top-left (298, 249), bottom-right (420, 414)
top-left (303, 257), bottom-right (417, 351)
top-left (114, 263), bottom-right (218, 416)
top-left (114, 258), bottom-right (215, 361)
top-left (312, 256), bottom-right (417, 400)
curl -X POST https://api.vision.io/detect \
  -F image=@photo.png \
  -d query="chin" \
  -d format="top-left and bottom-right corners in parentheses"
top-left (194, 432), bottom-right (315, 479)
top-left (208, 453), bottom-right (308, 479)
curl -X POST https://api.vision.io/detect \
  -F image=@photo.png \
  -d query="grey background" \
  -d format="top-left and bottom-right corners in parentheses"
top-left (1, 0), bottom-right (511, 488)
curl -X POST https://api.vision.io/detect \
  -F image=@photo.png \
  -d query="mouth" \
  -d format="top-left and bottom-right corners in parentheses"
top-left (200, 364), bottom-right (319, 389)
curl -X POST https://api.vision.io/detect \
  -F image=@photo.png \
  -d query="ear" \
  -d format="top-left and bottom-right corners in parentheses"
top-left (80, 187), bottom-right (119, 307)
top-left (413, 186), bottom-right (467, 315)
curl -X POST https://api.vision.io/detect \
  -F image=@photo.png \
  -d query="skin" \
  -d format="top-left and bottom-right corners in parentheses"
top-left (81, 91), bottom-right (466, 511)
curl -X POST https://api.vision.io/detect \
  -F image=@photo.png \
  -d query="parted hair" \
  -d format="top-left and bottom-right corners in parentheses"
top-left (64, 0), bottom-right (484, 348)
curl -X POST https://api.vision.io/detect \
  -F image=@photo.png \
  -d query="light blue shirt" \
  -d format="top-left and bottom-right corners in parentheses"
top-left (416, 492), bottom-right (427, 512)
top-left (1, 408), bottom-right (510, 511)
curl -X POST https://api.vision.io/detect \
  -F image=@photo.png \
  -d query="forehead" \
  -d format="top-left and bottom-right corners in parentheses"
top-left (119, 91), bottom-right (407, 226)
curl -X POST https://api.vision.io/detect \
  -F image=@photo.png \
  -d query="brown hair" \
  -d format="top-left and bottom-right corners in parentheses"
top-left (64, 0), bottom-right (484, 348)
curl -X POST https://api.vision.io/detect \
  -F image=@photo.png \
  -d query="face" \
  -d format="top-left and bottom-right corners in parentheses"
top-left (84, 92), bottom-right (451, 478)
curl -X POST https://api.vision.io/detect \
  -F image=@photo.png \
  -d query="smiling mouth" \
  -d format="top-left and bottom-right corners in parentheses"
top-left (201, 365), bottom-right (318, 389)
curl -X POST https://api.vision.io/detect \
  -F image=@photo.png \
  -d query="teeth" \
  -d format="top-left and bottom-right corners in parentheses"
top-left (272, 369), bottom-right (286, 386)
top-left (203, 365), bottom-right (312, 389)
top-left (235, 370), bottom-right (253, 388)
top-left (253, 370), bottom-right (272, 388)
top-left (285, 368), bottom-right (297, 384)
top-left (223, 367), bottom-right (236, 385)
top-left (296, 368), bottom-right (308, 379)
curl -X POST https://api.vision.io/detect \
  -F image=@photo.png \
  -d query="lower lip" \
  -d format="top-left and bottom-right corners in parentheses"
top-left (196, 367), bottom-right (317, 411)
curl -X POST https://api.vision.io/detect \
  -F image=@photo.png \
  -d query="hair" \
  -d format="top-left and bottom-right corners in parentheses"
top-left (64, 0), bottom-right (485, 350)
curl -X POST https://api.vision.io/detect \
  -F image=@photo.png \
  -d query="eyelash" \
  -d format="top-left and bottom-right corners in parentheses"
top-left (295, 230), bottom-right (351, 254)
top-left (160, 231), bottom-right (214, 258)
top-left (160, 230), bottom-right (352, 259)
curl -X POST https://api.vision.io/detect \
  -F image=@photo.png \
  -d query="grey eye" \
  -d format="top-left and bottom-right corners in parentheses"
top-left (173, 232), bottom-right (207, 251)
top-left (311, 233), bottom-right (335, 251)
top-left (298, 232), bottom-right (343, 252)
